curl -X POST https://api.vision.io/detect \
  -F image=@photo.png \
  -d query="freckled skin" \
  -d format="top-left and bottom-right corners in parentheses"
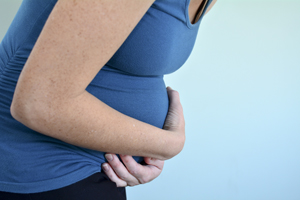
top-left (11, 0), bottom-right (216, 160)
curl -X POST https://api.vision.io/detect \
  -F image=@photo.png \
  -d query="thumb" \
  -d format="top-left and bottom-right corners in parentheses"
top-left (144, 157), bottom-right (164, 170)
top-left (163, 87), bottom-right (184, 131)
top-left (166, 87), bottom-right (182, 110)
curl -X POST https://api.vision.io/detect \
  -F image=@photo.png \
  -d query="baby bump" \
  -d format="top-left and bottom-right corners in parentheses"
top-left (86, 66), bottom-right (169, 129)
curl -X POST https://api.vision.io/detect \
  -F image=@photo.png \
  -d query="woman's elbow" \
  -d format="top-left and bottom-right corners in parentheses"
top-left (10, 97), bottom-right (28, 123)
top-left (10, 94), bottom-right (47, 130)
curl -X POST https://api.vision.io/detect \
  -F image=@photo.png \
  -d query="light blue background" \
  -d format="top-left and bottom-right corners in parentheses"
top-left (1, 1), bottom-right (299, 199)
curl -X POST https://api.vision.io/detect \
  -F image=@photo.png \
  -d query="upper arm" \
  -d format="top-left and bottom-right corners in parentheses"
top-left (12, 0), bottom-right (154, 112)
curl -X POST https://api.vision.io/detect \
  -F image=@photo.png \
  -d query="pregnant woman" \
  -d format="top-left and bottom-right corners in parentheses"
top-left (0, 0), bottom-right (216, 199)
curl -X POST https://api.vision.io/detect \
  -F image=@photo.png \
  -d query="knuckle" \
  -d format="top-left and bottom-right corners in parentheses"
top-left (111, 160), bottom-right (122, 168)
top-left (127, 180), bottom-right (139, 187)
top-left (118, 175), bottom-right (127, 180)
top-left (105, 171), bottom-right (113, 179)
top-left (128, 168), bottom-right (138, 176)
top-left (138, 176), bottom-right (149, 184)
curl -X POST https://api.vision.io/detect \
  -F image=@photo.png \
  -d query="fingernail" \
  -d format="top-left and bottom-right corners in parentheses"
top-left (105, 154), bottom-right (113, 161)
top-left (102, 163), bottom-right (109, 171)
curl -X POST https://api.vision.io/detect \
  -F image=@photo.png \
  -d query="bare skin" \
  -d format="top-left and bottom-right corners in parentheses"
top-left (11, 0), bottom-right (184, 162)
top-left (10, 0), bottom-right (217, 188)
top-left (102, 0), bottom-right (218, 187)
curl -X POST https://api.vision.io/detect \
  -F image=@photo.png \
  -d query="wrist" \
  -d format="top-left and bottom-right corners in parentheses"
top-left (159, 129), bottom-right (185, 160)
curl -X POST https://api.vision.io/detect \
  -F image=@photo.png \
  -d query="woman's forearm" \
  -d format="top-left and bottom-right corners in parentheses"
top-left (11, 89), bottom-right (184, 160)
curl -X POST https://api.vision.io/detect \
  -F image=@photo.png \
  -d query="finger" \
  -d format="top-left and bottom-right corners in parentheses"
top-left (166, 86), bottom-right (172, 91)
top-left (166, 86), bottom-right (181, 102)
top-left (143, 157), bottom-right (164, 170)
top-left (167, 88), bottom-right (182, 111)
top-left (142, 157), bottom-right (164, 180)
top-left (105, 154), bottom-right (139, 186)
top-left (120, 155), bottom-right (144, 176)
top-left (121, 155), bottom-right (162, 184)
top-left (102, 163), bottom-right (127, 187)
top-left (164, 87), bottom-right (185, 131)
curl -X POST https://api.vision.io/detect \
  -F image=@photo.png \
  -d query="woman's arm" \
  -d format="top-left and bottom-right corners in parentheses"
top-left (10, 0), bottom-right (185, 160)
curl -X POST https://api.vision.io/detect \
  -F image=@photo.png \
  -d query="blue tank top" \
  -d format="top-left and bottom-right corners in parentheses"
top-left (0, 0), bottom-right (212, 193)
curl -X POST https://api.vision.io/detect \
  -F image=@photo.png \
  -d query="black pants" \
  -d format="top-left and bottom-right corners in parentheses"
top-left (0, 172), bottom-right (126, 200)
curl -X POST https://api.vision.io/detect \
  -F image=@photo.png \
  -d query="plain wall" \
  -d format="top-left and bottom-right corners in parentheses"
top-left (1, 1), bottom-right (299, 199)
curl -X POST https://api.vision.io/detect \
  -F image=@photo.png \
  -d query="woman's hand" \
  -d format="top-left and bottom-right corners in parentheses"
top-left (163, 87), bottom-right (186, 147)
top-left (102, 154), bottom-right (164, 187)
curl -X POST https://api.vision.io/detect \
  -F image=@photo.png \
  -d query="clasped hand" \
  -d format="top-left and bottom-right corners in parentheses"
top-left (102, 154), bottom-right (164, 187)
